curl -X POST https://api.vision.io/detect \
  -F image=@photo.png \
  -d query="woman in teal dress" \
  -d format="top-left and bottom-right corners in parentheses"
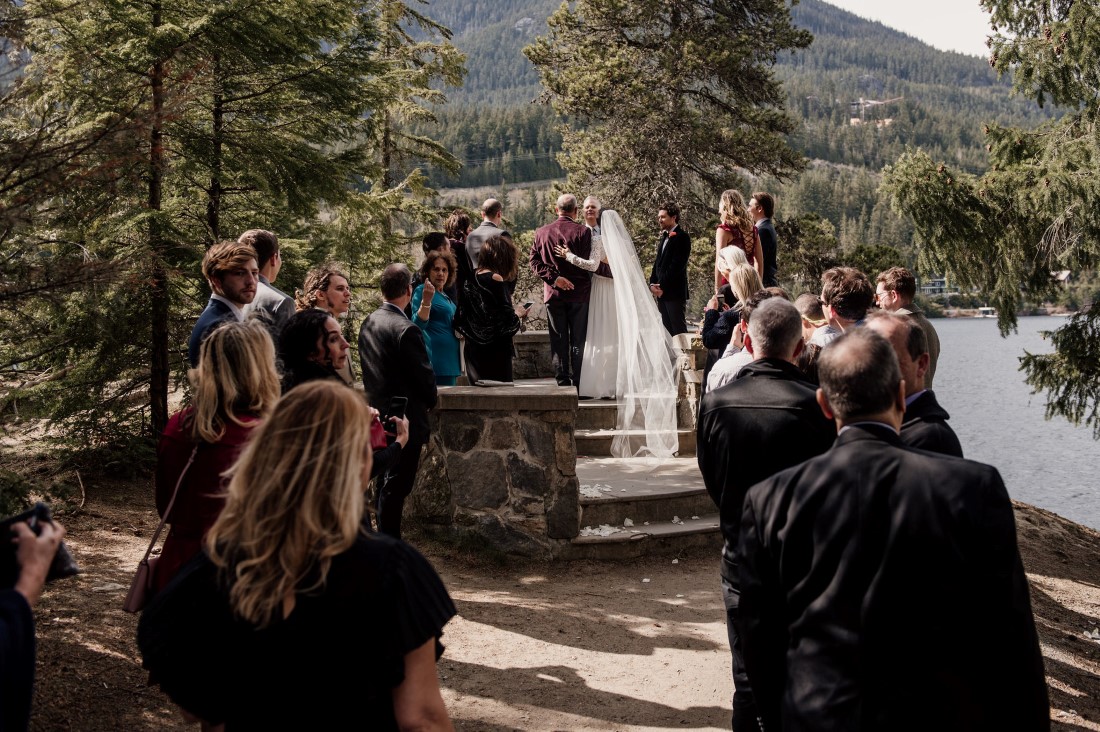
top-left (412, 250), bottom-right (461, 386)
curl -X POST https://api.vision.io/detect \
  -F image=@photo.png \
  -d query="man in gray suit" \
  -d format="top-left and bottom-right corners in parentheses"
top-left (239, 229), bottom-right (294, 341)
top-left (465, 198), bottom-right (512, 272)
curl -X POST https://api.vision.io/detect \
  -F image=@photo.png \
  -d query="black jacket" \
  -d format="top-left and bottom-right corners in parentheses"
top-left (756, 218), bottom-right (778, 287)
top-left (696, 358), bottom-right (835, 582)
top-left (358, 303), bottom-right (437, 444)
top-left (649, 224), bottom-right (691, 301)
top-left (902, 389), bottom-right (963, 457)
top-left (739, 424), bottom-right (1049, 732)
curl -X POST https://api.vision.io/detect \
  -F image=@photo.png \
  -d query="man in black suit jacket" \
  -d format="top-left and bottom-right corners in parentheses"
top-left (697, 298), bottom-right (836, 732)
top-left (358, 264), bottom-right (438, 539)
top-left (530, 194), bottom-right (593, 387)
top-left (738, 329), bottom-right (1048, 732)
top-left (649, 202), bottom-right (691, 335)
top-left (866, 311), bottom-right (963, 457)
top-left (749, 192), bottom-right (778, 287)
top-left (187, 241), bottom-right (259, 367)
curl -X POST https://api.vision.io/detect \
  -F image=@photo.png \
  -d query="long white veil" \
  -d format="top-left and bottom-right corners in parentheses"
top-left (600, 210), bottom-right (680, 458)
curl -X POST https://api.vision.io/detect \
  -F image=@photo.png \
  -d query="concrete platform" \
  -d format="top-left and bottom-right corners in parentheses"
top-left (575, 428), bottom-right (696, 457)
top-left (576, 457), bottom-right (712, 526)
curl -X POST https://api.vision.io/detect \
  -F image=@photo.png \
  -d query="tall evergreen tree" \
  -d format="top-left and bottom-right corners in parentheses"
top-left (883, 0), bottom-right (1100, 437)
top-left (524, 0), bottom-right (812, 229)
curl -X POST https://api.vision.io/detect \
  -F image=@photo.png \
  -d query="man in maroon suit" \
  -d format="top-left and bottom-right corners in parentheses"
top-left (530, 194), bottom-right (593, 387)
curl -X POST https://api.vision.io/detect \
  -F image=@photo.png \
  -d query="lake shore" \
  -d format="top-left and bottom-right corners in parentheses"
top-left (29, 478), bottom-right (1100, 731)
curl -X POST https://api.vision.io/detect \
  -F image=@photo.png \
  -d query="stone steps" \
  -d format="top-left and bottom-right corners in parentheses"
top-left (575, 428), bottom-right (697, 457)
top-left (566, 457), bottom-right (720, 559)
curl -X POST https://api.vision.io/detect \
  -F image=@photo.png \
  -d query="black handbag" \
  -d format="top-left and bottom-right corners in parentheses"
top-left (455, 275), bottom-right (521, 346)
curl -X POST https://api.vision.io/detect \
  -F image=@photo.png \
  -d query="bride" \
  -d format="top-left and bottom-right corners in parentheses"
top-left (555, 204), bottom-right (679, 457)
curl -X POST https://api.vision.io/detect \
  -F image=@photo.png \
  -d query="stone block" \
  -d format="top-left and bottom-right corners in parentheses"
top-left (554, 429), bottom-right (577, 476)
top-left (546, 477), bottom-right (580, 539)
top-left (507, 451), bottom-right (550, 502)
top-left (472, 513), bottom-right (551, 557)
top-left (450, 451), bottom-right (508, 509)
top-left (518, 416), bottom-right (555, 465)
top-left (438, 412), bottom-right (484, 452)
top-left (407, 441), bottom-right (453, 524)
top-left (486, 417), bottom-right (520, 450)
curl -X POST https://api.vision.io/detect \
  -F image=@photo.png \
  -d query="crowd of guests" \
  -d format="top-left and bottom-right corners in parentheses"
top-left (697, 264), bottom-right (1050, 730)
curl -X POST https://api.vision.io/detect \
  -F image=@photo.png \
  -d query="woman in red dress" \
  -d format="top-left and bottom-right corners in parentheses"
top-left (715, 189), bottom-right (763, 291)
top-left (152, 320), bottom-right (281, 593)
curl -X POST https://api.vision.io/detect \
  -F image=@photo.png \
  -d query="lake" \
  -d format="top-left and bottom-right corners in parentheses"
top-left (934, 316), bottom-right (1100, 531)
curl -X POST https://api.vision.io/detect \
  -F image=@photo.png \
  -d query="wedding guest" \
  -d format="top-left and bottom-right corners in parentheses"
top-left (154, 320), bottom-right (280, 594)
top-left (295, 265), bottom-right (354, 384)
top-left (812, 266), bottom-right (874, 347)
top-left (413, 251), bottom-right (462, 386)
top-left (793, 292), bottom-right (828, 343)
top-left (410, 233), bottom-right (458, 302)
top-left (738, 329), bottom-right (1049, 731)
top-left (701, 247), bottom-right (751, 390)
top-left (239, 229), bottom-right (295, 340)
top-left (748, 192), bottom-right (778, 286)
top-left (279, 309), bottom-right (408, 480)
top-left (277, 309), bottom-right (351, 393)
top-left (462, 235), bottom-right (524, 385)
top-left (876, 266), bottom-right (940, 387)
top-left (138, 381), bottom-right (457, 730)
top-left (188, 240), bottom-right (259, 367)
top-left (445, 209), bottom-right (472, 292)
top-left (706, 289), bottom-right (776, 393)
top-left (715, 190), bottom-right (763, 288)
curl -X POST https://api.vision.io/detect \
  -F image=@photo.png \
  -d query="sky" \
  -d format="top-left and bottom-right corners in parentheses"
top-left (824, 0), bottom-right (993, 58)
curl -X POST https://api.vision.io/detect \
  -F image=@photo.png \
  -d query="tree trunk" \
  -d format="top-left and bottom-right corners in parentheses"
top-left (206, 53), bottom-right (223, 244)
top-left (148, 2), bottom-right (169, 438)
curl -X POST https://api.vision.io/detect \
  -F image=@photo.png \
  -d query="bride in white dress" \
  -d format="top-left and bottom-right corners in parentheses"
top-left (557, 208), bottom-right (679, 457)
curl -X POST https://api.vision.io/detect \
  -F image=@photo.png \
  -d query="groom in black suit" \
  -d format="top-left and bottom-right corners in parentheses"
top-left (738, 328), bottom-right (1049, 732)
top-left (649, 202), bottom-right (691, 335)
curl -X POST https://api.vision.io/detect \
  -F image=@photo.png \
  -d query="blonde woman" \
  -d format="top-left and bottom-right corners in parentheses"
top-left (716, 190), bottom-right (764, 289)
top-left (139, 381), bottom-right (456, 730)
top-left (152, 320), bottom-right (280, 594)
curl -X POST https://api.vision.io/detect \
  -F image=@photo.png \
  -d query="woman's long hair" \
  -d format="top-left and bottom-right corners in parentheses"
top-left (718, 189), bottom-right (755, 244)
top-left (205, 381), bottom-right (371, 628)
top-left (294, 265), bottom-right (347, 312)
top-left (189, 321), bottom-right (281, 443)
top-left (727, 263), bottom-right (764, 311)
top-left (278, 309), bottom-right (339, 391)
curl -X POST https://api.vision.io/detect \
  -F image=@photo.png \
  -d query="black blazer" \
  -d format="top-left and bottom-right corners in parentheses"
top-left (649, 224), bottom-right (691, 301)
top-left (739, 424), bottom-right (1049, 732)
top-left (188, 298), bottom-right (236, 367)
top-left (696, 358), bottom-right (835, 582)
top-left (902, 390), bottom-right (963, 457)
top-left (357, 303), bottom-right (437, 444)
top-left (756, 218), bottom-right (778, 287)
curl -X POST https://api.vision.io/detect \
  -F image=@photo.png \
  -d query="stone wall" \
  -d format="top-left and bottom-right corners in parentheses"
top-left (512, 330), bottom-right (555, 380)
top-left (407, 385), bottom-right (579, 558)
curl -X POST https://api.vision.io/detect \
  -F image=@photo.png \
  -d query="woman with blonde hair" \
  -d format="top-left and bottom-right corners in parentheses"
top-left (151, 320), bottom-right (280, 594)
top-left (139, 381), bottom-right (456, 730)
top-left (716, 190), bottom-right (763, 289)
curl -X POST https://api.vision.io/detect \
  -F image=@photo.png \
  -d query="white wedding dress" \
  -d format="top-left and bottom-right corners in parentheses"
top-left (566, 211), bottom-right (679, 458)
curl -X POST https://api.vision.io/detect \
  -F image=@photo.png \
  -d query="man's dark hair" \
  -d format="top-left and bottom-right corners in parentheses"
top-left (739, 289), bottom-right (776, 325)
top-left (418, 250), bottom-right (458, 289)
top-left (660, 202), bottom-right (680, 221)
top-left (422, 231), bottom-right (448, 255)
top-left (876, 266), bottom-right (917, 301)
top-left (819, 328), bottom-right (901, 420)
top-left (751, 192), bottom-right (775, 218)
top-left (476, 235), bottom-right (518, 281)
top-left (821, 267), bottom-right (874, 322)
top-left (866, 311), bottom-right (929, 361)
top-left (794, 292), bottom-right (825, 322)
top-left (380, 263), bottom-right (412, 300)
top-left (482, 198), bottom-right (503, 219)
top-left (237, 230), bottom-right (279, 270)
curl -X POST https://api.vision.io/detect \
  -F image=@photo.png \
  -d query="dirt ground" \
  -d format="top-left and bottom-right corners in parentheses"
top-left (25, 477), bottom-right (1100, 731)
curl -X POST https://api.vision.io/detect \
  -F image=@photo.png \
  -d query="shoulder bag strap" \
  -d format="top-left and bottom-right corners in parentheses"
top-left (140, 444), bottom-right (200, 564)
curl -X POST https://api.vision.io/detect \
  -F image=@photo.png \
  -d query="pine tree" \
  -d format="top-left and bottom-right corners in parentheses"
top-left (883, 0), bottom-right (1100, 437)
top-left (524, 0), bottom-right (812, 230)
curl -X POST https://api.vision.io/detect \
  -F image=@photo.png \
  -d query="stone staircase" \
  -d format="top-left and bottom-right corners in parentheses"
top-left (562, 396), bottom-right (721, 559)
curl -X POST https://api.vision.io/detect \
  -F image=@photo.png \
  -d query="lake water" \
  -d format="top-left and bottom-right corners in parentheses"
top-left (933, 316), bottom-right (1100, 531)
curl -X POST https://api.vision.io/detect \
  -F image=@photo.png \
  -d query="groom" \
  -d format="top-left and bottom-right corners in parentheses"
top-left (531, 193), bottom-right (593, 388)
top-left (649, 202), bottom-right (691, 335)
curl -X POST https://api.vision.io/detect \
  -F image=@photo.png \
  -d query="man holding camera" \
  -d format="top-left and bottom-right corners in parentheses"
top-left (358, 264), bottom-right (438, 539)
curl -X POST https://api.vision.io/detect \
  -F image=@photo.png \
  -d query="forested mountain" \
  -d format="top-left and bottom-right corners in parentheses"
top-left (412, 0), bottom-right (1056, 188)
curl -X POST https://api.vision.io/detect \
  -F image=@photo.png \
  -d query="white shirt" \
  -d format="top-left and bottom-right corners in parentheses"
top-left (210, 294), bottom-right (246, 322)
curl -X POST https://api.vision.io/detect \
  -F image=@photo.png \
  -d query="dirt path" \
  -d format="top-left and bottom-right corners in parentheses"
top-left (28, 477), bottom-right (1100, 731)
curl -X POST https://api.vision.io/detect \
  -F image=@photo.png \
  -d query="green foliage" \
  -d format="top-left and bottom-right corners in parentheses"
top-left (774, 214), bottom-right (841, 292)
top-left (883, 0), bottom-right (1100, 437)
top-left (524, 0), bottom-right (811, 229)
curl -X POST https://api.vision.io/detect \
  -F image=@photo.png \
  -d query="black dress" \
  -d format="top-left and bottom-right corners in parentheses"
top-left (138, 534), bottom-right (456, 730)
top-left (464, 272), bottom-right (518, 384)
